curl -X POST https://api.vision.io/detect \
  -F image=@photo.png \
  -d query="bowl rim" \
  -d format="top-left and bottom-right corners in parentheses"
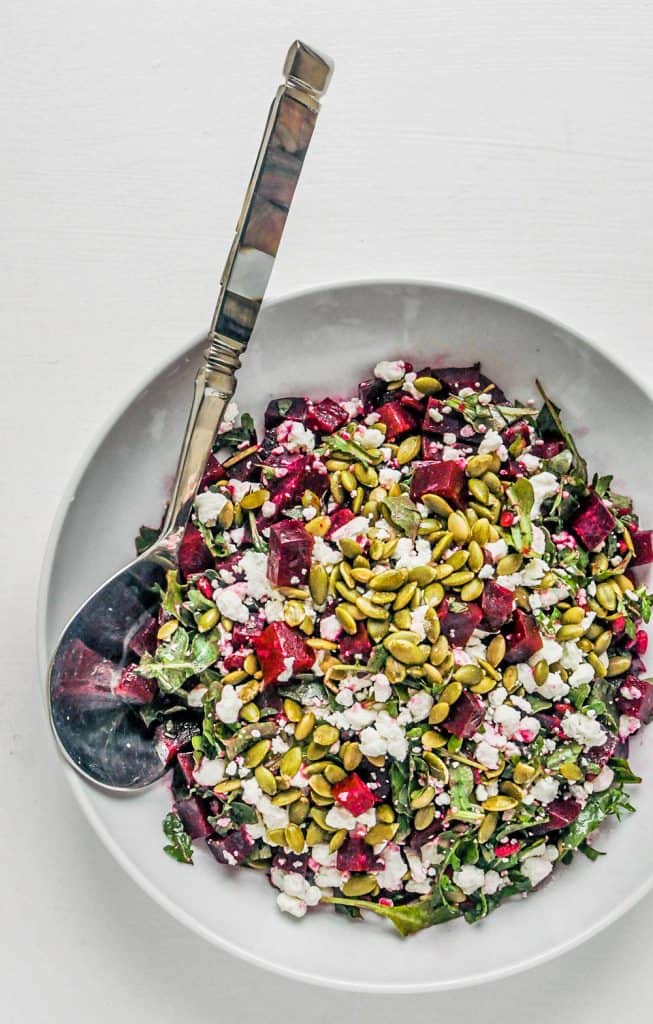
top-left (36, 277), bottom-right (653, 993)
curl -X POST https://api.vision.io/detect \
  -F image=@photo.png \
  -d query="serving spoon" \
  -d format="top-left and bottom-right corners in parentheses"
top-left (48, 40), bottom-right (333, 792)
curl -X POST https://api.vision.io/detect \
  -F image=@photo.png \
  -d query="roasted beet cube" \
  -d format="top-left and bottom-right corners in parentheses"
top-left (231, 614), bottom-right (266, 649)
top-left (267, 519), bottom-right (313, 587)
top-left (410, 460), bottom-right (467, 507)
top-left (435, 363), bottom-right (507, 404)
top-left (444, 689), bottom-right (485, 738)
top-left (586, 733), bottom-right (618, 776)
top-left (616, 677), bottom-right (653, 723)
top-left (422, 397), bottom-right (465, 437)
top-left (326, 507), bottom-right (355, 538)
top-left (356, 762), bottom-right (392, 801)
top-left (336, 836), bottom-right (382, 873)
top-left (408, 816), bottom-right (445, 850)
top-left (439, 601), bottom-right (483, 647)
top-left (272, 849), bottom-right (311, 877)
top-left (632, 529), bottom-right (653, 567)
top-left (178, 523), bottom-right (213, 578)
top-left (571, 492), bottom-right (615, 551)
top-left (529, 798), bottom-right (582, 835)
top-left (306, 397), bottom-right (349, 435)
top-left (358, 376), bottom-right (387, 412)
top-left (253, 621), bottom-right (315, 686)
top-left (421, 436), bottom-right (443, 460)
top-left (503, 610), bottom-right (543, 663)
top-left (530, 439), bottom-right (566, 460)
top-left (267, 454), bottom-right (328, 511)
top-left (207, 827), bottom-right (255, 866)
top-left (200, 454), bottom-right (226, 490)
top-left (115, 664), bottom-right (156, 705)
top-left (174, 796), bottom-right (213, 839)
top-left (154, 718), bottom-right (200, 765)
top-left (53, 638), bottom-right (122, 708)
top-left (264, 397), bottom-right (307, 429)
top-left (176, 751), bottom-right (196, 788)
top-left (481, 580), bottom-right (515, 630)
top-left (339, 622), bottom-right (372, 662)
top-left (332, 773), bottom-right (378, 816)
top-left (375, 401), bottom-right (418, 441)
top-left (128, 614), bottom-right (158, 657)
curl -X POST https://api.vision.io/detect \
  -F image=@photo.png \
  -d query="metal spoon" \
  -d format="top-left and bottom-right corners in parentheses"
top-left (48, 40), bottom-right (333, 792)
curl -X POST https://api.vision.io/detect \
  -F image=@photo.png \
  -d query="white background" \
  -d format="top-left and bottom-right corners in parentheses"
top-left (2, 1), bottom-right (652, 1021)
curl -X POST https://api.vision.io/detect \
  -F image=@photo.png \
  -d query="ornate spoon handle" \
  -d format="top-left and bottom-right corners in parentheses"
top-left (159, 40), bottom-right (333, 548)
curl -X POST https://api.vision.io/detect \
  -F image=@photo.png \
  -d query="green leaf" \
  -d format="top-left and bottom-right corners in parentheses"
top-left (197, 520), bottom-right (232, 559)
top-left (229, 802), bottom-right (258, 825)
top-left (381, 494), bottom-right (421, 540)
top-left (248, 511), bottom-right (269, 553)
top-left (162, 812), bottom-right (194, 864)
top-left (320, 432), bottom-right (374, 466)
top-left (161, 570), bottom-right (186, 621)
top-left (611, 758), bottom-right (642, 785)
top-left (558, 785), bottom-right (636, 855)
top-left (322, 896), bottom-right (460, 936)
top-left (216, 411), bottom-right (256, 450)
top-left (135, 523), bottom-right (161, 555)
top-left (535, 380), bottom-right (588, 484)
top-left (136, 627), bottom-right (219, 694)
top-left (508, 477), bottom-right (534, 551)
top-left (448, 763), bottom-right (475, 813)
top-left (593, 474), bottom-right (613, 498)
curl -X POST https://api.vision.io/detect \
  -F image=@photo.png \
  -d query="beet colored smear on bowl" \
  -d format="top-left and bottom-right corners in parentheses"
top-left (118, 359), bottom-right (652, 935)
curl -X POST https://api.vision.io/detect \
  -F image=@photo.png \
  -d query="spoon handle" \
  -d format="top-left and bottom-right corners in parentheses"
top-left (159, 41), bottom-right (333, 544)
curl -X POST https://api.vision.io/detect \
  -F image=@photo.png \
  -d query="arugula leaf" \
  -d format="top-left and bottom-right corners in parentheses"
top-left (558, 785), bottom-right (636, 855)
top-left (197, 520), bottom-right (232, 559)
top-left (320, 432), bottom-right (374, 466)
top-left (136, 627), bottom-right (219, 693)
top-left (323, 896), bottom-right (460, 936)
top-left (135, 523), bottom-right (161, 555)
top-left (448, 763), bottom-right (475, 813)
top-left (159, 570), bottom-right (186, 621)
top-left (248, 511), bottom-right (269, 553)
top-left (162, 812), bottom-right (194, 864)
top-left (508, 477), bottom-right (534, 552)
top-left (216, 412), bottom-right (256, 451)
top-left (535, 380), bottom-right (588, 483)
top-left (611, 758), bottom-right (642, 785)
top-left (229, 802), bottom-right (258, 825)
top-left (593, 474), bottom-right (613, 498)
top-left (381, 494), bottom-right (421, 540)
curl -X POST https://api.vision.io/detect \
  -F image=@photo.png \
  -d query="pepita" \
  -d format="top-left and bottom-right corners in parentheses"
top-left (486, 634), bottom-right (506, 667)
top-left (244, 739), bottom-right (271, 768)
top-left (453, 664), bottom-right (483, 686)
top-left (294, 711), bottom-right (316, 742)
top-left (397, 435), bottom-right (422, 465)
top-left (428, 701), bottom-right (450, 725)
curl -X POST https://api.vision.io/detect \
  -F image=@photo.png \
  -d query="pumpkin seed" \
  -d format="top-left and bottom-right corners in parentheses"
top-left (557, 623), bottom-right (585, 641)
top-left (271, 788), bottom-right (302, 806)
top-left (393, 581), bottom-right (418, 610)
top-left (336, 581), bottom-right (360, 604)
top-left (588, 651), bottom-right (607, 677)
top-left (471, 518), bottom-right (491, 544)
top-left (423, 494), bottom-right (454, 517)
top-left (483, 471), bottom-right (502, 496)
top-left (335, 603), bottom-right (358, 635)
top-left (305, 741), bottom-right (328, 761)
top-left (313, 724), bottom-right (339, 747)
top-left (460, 579), bottom-right (484, 602)
top-left (562, 606), bottom-right (585, 625)
top-left (453, 665), bottom-right (483, 686)
top-left (369, 590), bottom-right (396, 605)
top-left (328, 828), bottom-right (347, 852)
top-left (596, 582), bottom-right (618, 611)
top-left (397, 435), bottom-right (422, 465)
top-left (616, 573), bottom-right (635, 594)
top-left (422, 729), bottom-right (447, 750)
top-left (578, 638), bottom-right (593, 653)
top-left (466, 540), bottom-right (484, 573)
top-left (222, 668), bottom-right (248, 686)
top-left (414, 375), bottom-right (442, 394)
top-left (376, 803), bottom-right (396, 824)
top-left (324, 764), bottom-right (347, 785)
top-left (433, 563), bottom-right (454, 581)
top-left (266, 828), bottom-right (287, 846)
top-left (384, 636), bottom-right (430, 665)
top-left (503, 665), bottom-right (519, 691)
top-left (432, 531), bottom-right (455, 561)
top-left (429, 701), bottom-right (450, 725)
top-left (244, 739), bottom-right (271, 768)
top-left (486, 634), bottom-right (506, 667)
top-left (283, 600), bottom-right (306, 628)
top-left (308, 773), bottom-right (334, 799)
top-left (197, 607), bottom-right (219, 632)
top-left (466, 453), bottom-right (498, 477)
top-left (369, 568), bottom-right (407, 591)
top-left (482, 795), bottom-right (518, 812)
top-left (306, 822), bottom-right (326, 845)
top-left (351, 567), bottom-right (373, 585)
top-left (430, 635), bottom-right (450, 665)
top-left (533, 659), bottom-right (549, 685)
top-left (470, 675), bottom-right (498, 694)
top-left (368, 618), bottom-right (390, 642)
top-left (364, 823), bottom-right (398, 845)
top-left (239, 702), bottom-right (260, 723)
top-left (255, 765), bottom-right (277, 795)
top-left (329, 472), bottom-right (345, 504)
top-left (414, 805), bottom-right (436, 830)
top-left (606, 654), bottom-right (632, 677)
top-left (501, 781), bottom-right (524, 801)
top-left (385, 656), bottom-right (407, 683)
top-left (342, 741), bottom-right (362, 771)
top-left (423, 662), bottom-right (443, 686)
top-left (446, 549), bottom-right (469, 570)
top-left (513, 762), bottom-right (536, 785)
top-left (294, 712), bottom-right (316, 742)
top-left (284, 824), bottom-right (305, 854)
top-left (306, 514), bottom-right (331, 537)
top-left (448, 511), bottom-right (471, 543)
top-left (240, 488), bottom-right (270, 510)
top-left (342, 874), bottom-right (377, 897)
top-left (157, 618), bottom-right (179, 641)
top-left (443, 570), bottom-right (475, 587)
top-left (467, 478), bottom-right (490, 505)
top-left (289, 797), bottom-right (310, 824)
top-left (559, 762), bottom-right (583, 781)
top-left (393, 609), bottom-right (413, 630)
top-left (424, 581), bottom-right (446, 607)
top-left (497, 553), bottom-right (523, 576)
top-left (477, 812), bottom-right (498, 843)
top-left (354, 463), bottom-right (378, 487)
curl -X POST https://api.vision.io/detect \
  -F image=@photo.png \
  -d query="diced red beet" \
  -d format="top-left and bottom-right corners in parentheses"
top-left (326, 507), bottom-right (355, 538)
top-left (421, 397), bottom-right (465, 437)
top-left (435, 363), bottom-right (504, 399)
top-left (332, 773), bottom-right (378, 816)
top-left (154, 718), bottom-right (200, 765)
top-left (339, 622), bottom-right (372, 662)
top-left (408, 816), bottom-right (445, 850)
top-left (200, 454), bottom-right (226, 490)
top-left (178, 523), bottom-right (213, 578)
top-left (504, 421), bottom-right (531, 445)
top-left (115, 664), bottom-right (156, 705)
top-left (253, 621), bottom-right (315, 686)
top-left (306, 397), bottom-right (349, 435)
top-left (444, 689), bottom-right (485, 738)
top-left (529, 798), bottom-right (582, 835)
top-left (267, 455), bottom-right (328, 511)
top-left (53, 638), bottom-right (122, 707)
top-left (264, 396), bottom-right (307, 429)
top-left (410, 460), bottom-right (467, 507)
top-left (571, 492), bottom-right (615, 551)
top-left (336, 836), bottom-right (382, 873)
top-left (530, 439), bottom-right (566, 460)
top-left (127, 614), bottom-right (158, 657)
top-left (176, 752), bottom-right (196, 788)
top-left (375, 401), bottom-right (418, 441)
top-left (421, 436), bottom-right (443, 460)
top-left (503, 610), bottom-right (543, 663)
top-left (481, 580), bottom-right (515, 630)
top-left (358, 376), bottom-right (387, 412)
top-left (207, 827), bottom-right (255, 866)
top-left (616, 677), bottom-right (653, 723)
top-left (357, 762), bottom-right (392, 801)
top-left (586, 733), bottom-right (618, 776)
top-left (231, 614), bottom-right (266, 649)
top-left (267, 519), bottom-right (313, 587)
top-left (632, 529), bottom-right (653, 567)
top-left (398, 394), bottom-right (425, 414)
top-left (439, 601), bottom-right (483, 647)
top-left (174, 796), bottom-right (213, 839)
top-left (272, 849), bottom-right (312, 877)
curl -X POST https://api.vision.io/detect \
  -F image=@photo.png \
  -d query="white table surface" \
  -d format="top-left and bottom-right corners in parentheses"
top-left (2, 1), bottom-right (652, 1020)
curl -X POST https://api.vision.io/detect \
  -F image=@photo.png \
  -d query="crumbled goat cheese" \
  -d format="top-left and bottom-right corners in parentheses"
top-left (195, 489), bottom-right (228, 526)
top-left (215, 684), bottom-right (243, 724)
top-left (562, 712), bottom-right (607, 748)
top-left (374, 359), bottom-right (406, 382)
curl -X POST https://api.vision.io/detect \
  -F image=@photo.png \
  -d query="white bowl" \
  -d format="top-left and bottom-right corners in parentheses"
top-left (38, 281), bottom-right (653, 992)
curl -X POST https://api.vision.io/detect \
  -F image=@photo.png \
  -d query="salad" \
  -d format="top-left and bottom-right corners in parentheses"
top-left (125, 359), bottom-right (652, 935)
